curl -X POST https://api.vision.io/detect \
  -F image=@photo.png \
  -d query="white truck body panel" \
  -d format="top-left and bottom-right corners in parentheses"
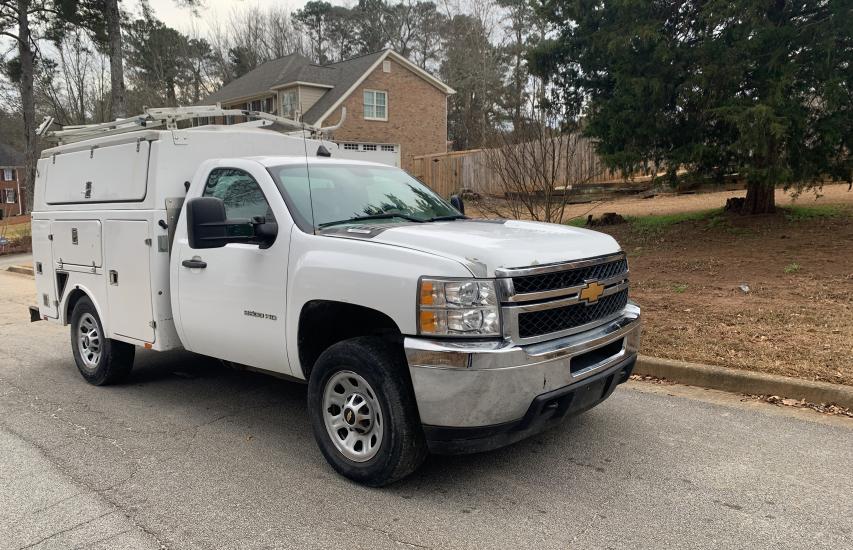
top-left (31, 219), bottom-right (58, 318)
top-left (32, 127), bottom-right (395, 354)
top-left (170, 158), bottom-right (294, 373)
top-left (45, 140), bottom-right (150, 204)
top-left (51, 220), bottom-right (102, 268)
top-left (103, 220), bottom-right (155, 343)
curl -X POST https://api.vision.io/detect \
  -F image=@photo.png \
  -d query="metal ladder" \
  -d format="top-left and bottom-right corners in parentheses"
top-left (38, 105), bottom-right (347, 145)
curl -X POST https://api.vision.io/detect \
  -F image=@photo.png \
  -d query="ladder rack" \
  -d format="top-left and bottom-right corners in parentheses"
top-left (40, 105), bottom-right (346, 146)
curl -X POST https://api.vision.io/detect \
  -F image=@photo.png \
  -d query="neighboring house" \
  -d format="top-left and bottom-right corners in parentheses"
top-left (0, 143), bottom-right (25, 218)
top-left (203, 49), bottom-right (455, 172)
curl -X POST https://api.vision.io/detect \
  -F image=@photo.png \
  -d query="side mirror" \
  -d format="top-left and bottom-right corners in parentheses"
top-left (187, 197), bottom-right (228, 249)
top-left (253, 218), bottom-right (278, 250)
top-left (187, 197), bottom-right (279, 249)
top-left (450, 194), bottom-right (465, 215)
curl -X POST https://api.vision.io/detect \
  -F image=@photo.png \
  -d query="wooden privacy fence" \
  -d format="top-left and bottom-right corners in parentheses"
top-left (411, 136), bottom-right (635, 198)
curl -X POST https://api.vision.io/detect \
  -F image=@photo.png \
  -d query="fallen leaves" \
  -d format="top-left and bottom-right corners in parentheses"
top-left (757, 395), bottom-right (853, 418)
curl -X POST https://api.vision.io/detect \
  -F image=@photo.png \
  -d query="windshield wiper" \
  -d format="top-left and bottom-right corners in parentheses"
top-left (426, 214), bottom-right (468, 222)
top-left (318, 212), bottom-right (427, 228)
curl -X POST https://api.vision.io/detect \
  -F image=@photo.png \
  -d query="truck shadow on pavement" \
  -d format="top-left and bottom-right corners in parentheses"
top-left (119, 348), bottom-right (610, 490)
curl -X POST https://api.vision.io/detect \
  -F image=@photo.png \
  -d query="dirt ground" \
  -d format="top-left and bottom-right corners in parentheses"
top-left (592, 193), bottom-right (852, 387)
top-left (473, 183), bottom-right (853, 387)
top-left (469, 182), bottom-right (853, 220)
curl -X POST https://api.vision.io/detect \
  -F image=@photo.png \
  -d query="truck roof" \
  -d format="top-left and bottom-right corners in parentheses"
top-left (247, 156), bottom-right (395, 169)
top-left (40, 126), bottom-right (293, 157)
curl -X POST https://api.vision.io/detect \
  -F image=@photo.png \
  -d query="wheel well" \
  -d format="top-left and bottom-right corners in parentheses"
top-left (298, 300), bottom-right (402, 379)
top-left (64, 288), bottom-right (89, 324)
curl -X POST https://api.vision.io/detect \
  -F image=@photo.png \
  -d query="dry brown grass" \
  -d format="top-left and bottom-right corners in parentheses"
top-left (596, 204), bottom-right (852, 386)
top-left (468, 182), bottom-right (853, 221)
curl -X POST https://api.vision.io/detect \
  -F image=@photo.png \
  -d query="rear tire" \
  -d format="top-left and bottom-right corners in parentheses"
top-left (307, 336), bottom-right (427, 486)
top-left (70, 297), bottom-right (135, 385)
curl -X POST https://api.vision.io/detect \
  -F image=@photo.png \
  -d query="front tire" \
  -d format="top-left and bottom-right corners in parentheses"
top-left (70, 297), bottom-right (135, 385)
top-left (307, 336), bottom-right (427, 486)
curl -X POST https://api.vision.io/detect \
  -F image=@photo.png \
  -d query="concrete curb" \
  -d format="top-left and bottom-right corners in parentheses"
top-left (635, 355), bottom-right (853, 409)
top-left (6, 265), bottom-right (34, 276)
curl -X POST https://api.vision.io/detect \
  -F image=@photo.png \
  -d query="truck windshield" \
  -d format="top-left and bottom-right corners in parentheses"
top-left (268, 163), bottom-right (462, 231)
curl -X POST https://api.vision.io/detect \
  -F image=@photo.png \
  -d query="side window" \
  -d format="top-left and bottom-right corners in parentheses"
top-left (203, 168), bottom-right (275, 222)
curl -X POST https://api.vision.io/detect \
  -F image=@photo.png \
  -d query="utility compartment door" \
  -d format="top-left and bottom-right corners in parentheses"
top-left (104, 220), bottom-right (154, 342)
top-left (45, 140), bottom-right (150, 204)
top-left (52, 220), bottom-right (102, 267)
top-left (32, 219), bottom-right (58, 318)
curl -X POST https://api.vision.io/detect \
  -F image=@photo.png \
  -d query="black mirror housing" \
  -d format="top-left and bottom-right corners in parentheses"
top-left (255, 222), bottom-right (278, 249)
top-left (187, 196), bottom-right (228, 249)
top-left (187, 197), bottom-right (279, 249)
top-left (450, 194), bottom-right (465, 215)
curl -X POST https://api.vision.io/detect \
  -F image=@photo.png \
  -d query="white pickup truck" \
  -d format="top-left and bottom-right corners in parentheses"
top-left (31, 113), bottom-right (641, 486)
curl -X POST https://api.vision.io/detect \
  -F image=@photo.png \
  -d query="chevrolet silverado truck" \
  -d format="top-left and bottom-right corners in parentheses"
top-left (31, 109), bottom-right (641, 485)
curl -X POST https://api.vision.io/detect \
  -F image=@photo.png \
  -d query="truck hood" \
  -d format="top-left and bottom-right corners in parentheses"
top-left (367, 219), bottom-right (622, 277)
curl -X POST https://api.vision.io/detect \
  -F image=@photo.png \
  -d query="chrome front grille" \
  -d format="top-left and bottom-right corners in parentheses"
top-left (517, 288), bottom-right (629, 338)
top-left (497, 252), bottom-right (630, 344)
top-left (512, 257), bottom-right (628, 295)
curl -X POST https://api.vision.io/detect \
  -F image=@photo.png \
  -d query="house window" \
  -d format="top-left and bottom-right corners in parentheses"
top-left (362, 144), bottom-right (377, 151)
top-left (363, 90), bottom-right (387, 120)
top-left (343, 143), bottom-right (359, 151)
top-left (381, 145), bottom-right (396, 152)
top-left (382, 60), bottom-right (391, 73)
top-left (5, 189), bottom-right (16, 204)
top-left (2, 168), bottom-right (11, 181)
top-left (281, 90), bottom-right (298, 120)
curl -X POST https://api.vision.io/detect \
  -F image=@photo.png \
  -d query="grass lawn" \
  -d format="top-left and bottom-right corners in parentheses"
top-left (1, 219), bottom-right (31, 238)
top-left (587, 204), bottom-right (852, 386)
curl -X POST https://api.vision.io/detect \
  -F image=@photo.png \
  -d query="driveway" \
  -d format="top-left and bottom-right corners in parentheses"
top-left (1, 271), bottom-right (851, 549)
top-left (0, 252), bottom-right (31, 271)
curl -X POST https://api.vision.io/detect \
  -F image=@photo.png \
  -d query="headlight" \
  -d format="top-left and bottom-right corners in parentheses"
top-left (418, 278), bottom-right (501, 336)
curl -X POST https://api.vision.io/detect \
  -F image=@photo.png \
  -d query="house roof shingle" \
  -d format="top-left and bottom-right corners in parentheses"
top-left (300, 50), bottom-right (387, 124)
top-left (203, 53), bottom-right (337, 105)
top-left (0, 142), bottom-right (24, 166)
top-left (202, 49), bottom-right (449, 126)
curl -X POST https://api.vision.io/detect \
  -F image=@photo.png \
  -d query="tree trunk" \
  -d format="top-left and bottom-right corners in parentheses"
top-left (17, 0), bottom-right (37, 214)
top-left (743, 181), bottom-right (776, 214)
top-left (105, 0), bottom-right (127, 119)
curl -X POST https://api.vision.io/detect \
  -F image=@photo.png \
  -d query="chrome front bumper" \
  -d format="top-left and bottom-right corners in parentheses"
top-left (405, 303), bottom-right (641, 430)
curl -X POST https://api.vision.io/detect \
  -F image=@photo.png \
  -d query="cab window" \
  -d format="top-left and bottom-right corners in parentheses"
top-left (203, 168), bottom-right (275, 222)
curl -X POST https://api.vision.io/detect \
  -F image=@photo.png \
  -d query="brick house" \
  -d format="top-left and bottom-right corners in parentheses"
top-left (203, 49), bottom-right (455, 171)
top-left (0, 143), bottom-right (25, 218)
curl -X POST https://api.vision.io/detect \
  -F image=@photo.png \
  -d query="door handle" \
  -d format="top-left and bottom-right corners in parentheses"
top-left (182, 259), bottom-right (207, 269)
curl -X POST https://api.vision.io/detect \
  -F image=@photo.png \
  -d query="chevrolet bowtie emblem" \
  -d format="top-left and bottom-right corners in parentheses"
top-left (579, 281), bottom-right (605, 304)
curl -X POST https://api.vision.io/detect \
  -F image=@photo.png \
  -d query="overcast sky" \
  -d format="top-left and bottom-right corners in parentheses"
top-left (146, 0), bottom-right (346, 34)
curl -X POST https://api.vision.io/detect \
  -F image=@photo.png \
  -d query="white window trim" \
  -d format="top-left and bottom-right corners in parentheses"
top-left (2, 168), bottom-right (11, 181)
top-left (280, 89), bottom-right (300, 121)
top-left (363, 89), bottom-right (388, 121)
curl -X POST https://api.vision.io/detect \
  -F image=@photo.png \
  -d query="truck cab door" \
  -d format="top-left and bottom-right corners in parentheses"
top-left (172, 161), bottom-right (293, 375)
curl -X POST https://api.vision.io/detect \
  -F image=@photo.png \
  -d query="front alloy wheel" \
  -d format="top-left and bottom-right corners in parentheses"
top-left (307, 336), bottom-right (427, 486)
top-left (323, 371), bottom-right (384, 461)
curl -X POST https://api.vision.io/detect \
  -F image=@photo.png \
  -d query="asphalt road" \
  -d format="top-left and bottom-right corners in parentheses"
top-left (1, 270), bottom-right (851, 549)
top-left (0, 252), bottom-right (30, 271)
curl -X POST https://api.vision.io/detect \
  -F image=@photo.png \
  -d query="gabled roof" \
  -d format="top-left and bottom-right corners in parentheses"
top-left (300, 50), bottom-right (387, 124)
top-left (203, 53), bottom-right (336, 105)
top-left (0, 142), bottom-right (24, 166)
top-left (202, 49), bottom-right (455, 126)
